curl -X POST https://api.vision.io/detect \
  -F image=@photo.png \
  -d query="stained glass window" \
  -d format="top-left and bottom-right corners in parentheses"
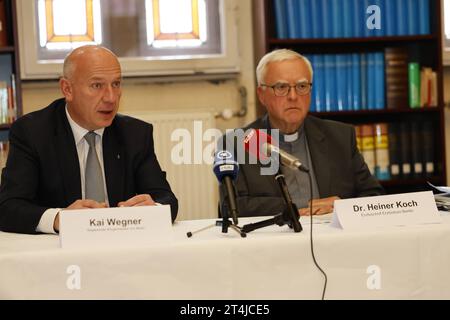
top-left (146, 0), bottom-right (207, 48)
top-left (37, 0), bottom-right (102, 49)
top-left (19, 0), bottom-right (238, 78)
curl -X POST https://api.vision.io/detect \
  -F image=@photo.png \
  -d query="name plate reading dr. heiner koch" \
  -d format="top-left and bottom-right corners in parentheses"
top-left (331, 191), bottom-right (442, 230)
top-left (59, 205), bottom-right (173, 249)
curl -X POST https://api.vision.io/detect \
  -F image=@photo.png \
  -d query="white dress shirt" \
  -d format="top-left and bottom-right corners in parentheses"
top-left (36, 106), bottom-right (109, 234)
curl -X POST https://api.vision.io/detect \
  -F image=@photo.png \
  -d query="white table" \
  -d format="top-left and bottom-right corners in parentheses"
top-left (1, 214), bottom-right (450, 300)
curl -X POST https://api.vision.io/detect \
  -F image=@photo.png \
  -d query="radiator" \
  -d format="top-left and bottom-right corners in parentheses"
top-left (123, 111), bottom-right (219, 221)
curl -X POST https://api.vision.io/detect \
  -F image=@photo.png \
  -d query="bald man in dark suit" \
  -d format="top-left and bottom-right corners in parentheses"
top-left (0, 46), bottom-right (178, 234)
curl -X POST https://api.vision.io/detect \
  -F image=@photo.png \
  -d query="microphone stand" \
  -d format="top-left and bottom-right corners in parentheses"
top-left (241, 173), bottom-right (302, 234)
top-left (275, 174), bottom-right (303, 232)
top-left (187, 193), bottom-right (246, 238)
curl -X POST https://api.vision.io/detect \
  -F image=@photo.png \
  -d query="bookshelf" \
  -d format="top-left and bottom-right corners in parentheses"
top-left (0, 0), bottom-right (22, 131)
top-left (252, 0), bottom-right (446, 195)
top-left (0, 0), bottom-right (21, 173)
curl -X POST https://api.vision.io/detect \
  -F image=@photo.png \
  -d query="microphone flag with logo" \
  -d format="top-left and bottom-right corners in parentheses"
top-left (213, 150), bottom-right (239, 225)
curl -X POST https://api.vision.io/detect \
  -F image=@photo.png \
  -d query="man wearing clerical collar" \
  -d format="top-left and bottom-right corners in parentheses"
top-left (221, 49), bottom-right (383, 218)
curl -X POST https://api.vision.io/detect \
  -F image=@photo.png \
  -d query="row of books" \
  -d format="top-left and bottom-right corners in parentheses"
top-left (306, 52), bottom-right (385, 112)
top-left (384, 47), bottom-right (438, 110)
top-left (409, 64), bottom-right (438, 108)
top-left (0, 75), bottom-right (18, 125)
top-left (355, 121), bottom-right (435, 181)
top-left (273, 0), bottom-right (431, 39)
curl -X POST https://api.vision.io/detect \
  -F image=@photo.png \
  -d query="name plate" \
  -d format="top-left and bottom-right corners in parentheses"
top-left (59, 205), bottom-right (173, 249)
top-left (331, 191), bottom-right (442, 230)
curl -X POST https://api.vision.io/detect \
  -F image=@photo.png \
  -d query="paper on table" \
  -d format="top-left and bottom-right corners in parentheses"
top-left (427, 182), bottom-right (450, 195)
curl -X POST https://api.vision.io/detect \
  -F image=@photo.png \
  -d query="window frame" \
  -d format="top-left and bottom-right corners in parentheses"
top-left (16, 0), bottom-right (240, 79)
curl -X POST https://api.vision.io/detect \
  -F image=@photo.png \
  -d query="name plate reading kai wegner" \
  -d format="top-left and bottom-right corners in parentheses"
top-left (59, 205), bottom-right (173, 249)
top-left (331, 191), bottom-right (442, 230)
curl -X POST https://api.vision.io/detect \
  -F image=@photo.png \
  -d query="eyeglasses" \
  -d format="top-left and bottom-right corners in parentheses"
top-left (261, 82), bottom-right (313, 97)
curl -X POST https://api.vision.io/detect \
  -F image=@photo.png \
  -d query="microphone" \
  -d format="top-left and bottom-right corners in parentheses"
top-left (241, 128), bottom-right (303, 233)
top-left (263, 143), bottom-right (309, 172)
top-left (244, 129), bottom-right (309, 172)
top-left (213, 150), bottom-right (239, 226)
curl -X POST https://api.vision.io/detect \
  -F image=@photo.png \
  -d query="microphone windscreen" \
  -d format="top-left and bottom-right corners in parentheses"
top-left (243, 129), bottom-right (275, 161)
top-left (213, 150), bottom-right (239, 182)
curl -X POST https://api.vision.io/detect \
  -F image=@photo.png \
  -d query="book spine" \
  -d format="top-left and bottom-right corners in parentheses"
top-left (0, 81), bottom-right (7, 124)
top-left (385, 0), bottom-right (397, 36)
top-left (10, 74), bottom-right (17, 121)
top-left (345, 54), bottom-right (353, 111)
top-left (331, 0), bottom-right (341, 38)
top-left (312, 54), bottom-right (325, 112)
top-left (311, 0), bottom-right (322, 38)
top-left (374, 123), bottom-right (391, 180)
top-left (396, 0), bottom-right (408, 36)
top-left (388, 124), bottom-right (400, 179)
top-left (306, 54), bottom-right (316, 112)
top-left (321, 0), bottom-right (332, 38)
top-left (408, 62), bottom-right (421, 108)
top-left (342, 0), bottom-right (352, 38)
top-left (355, 125), bottom-right (362, 152)
top-left (324, 54), bottom-right (334, 112)
top-left (422, 120), bottom-right (435, 177)
top-left (367, 53), bottom-right (376, 110)
top-left (430, 71), bottom-right (437, 107)
top-left (273, 0), bottom-right (288, 39)
top-left (374, 52), bottom-right (385, 110)
top-left (360, 53), bottom-right (368, 110)
top-left (352, 0), bottom-right (362, 38)
top-left (410, 121), bottom-right (424, 177)
top-left (374, 0), bottom-right (384, 37)
top-left (361, 124), bottom-right (376, 175)
top-left (298, 0), bottom-right (310, 38)
top-left (352, 53), bottom-right (361, 110)
top-left (385, 47), bottom-right (409, 109)
top-left (418, 0), bottom-right (430, 35)
top-left (406, 0), bottom-right (418, 35)
top-left (336, 54), bottom-right (347, 111)
top-left (399, 122), bottom-right (412, 178)
top-left (286, 0), bottom-right (299, 39)
top-left (7, 84), bottom-right (13, 124)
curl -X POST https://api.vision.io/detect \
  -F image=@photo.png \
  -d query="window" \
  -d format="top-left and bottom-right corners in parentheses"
top-left (17, 0), bottom-right (239, 79)
top-left (147, 0), bottom-right (207, 47)
top-left (35, 0), bottom-right (103, 61)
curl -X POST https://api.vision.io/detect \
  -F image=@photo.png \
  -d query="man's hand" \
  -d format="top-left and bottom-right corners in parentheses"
top-left (53, 200), bottom-right (108, 232)
top-left (118, 194), bottom-right (155, 207)
top-left (298, 196), bottom-right (340, 216)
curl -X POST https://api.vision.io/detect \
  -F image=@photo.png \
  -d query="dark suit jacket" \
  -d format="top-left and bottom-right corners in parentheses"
top-left (220, 115), bottom-right (384, 217)
top-left (0, 98), bottom-right (178, 234)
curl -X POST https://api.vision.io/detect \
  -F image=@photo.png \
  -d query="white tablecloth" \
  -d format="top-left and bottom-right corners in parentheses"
top-left (1, 214), bottom-right (450, 300)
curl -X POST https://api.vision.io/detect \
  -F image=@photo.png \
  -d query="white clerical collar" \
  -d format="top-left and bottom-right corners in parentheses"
top-left (283, 132), bottom-right (299, 142)
top-left (65, 105), bottom-right (105, 145)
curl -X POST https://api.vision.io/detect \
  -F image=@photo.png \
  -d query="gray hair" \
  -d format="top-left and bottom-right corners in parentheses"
top-left (62, 55), bottom-right (76, 80)
top-left (256, 49), bottom-right (314, 86)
